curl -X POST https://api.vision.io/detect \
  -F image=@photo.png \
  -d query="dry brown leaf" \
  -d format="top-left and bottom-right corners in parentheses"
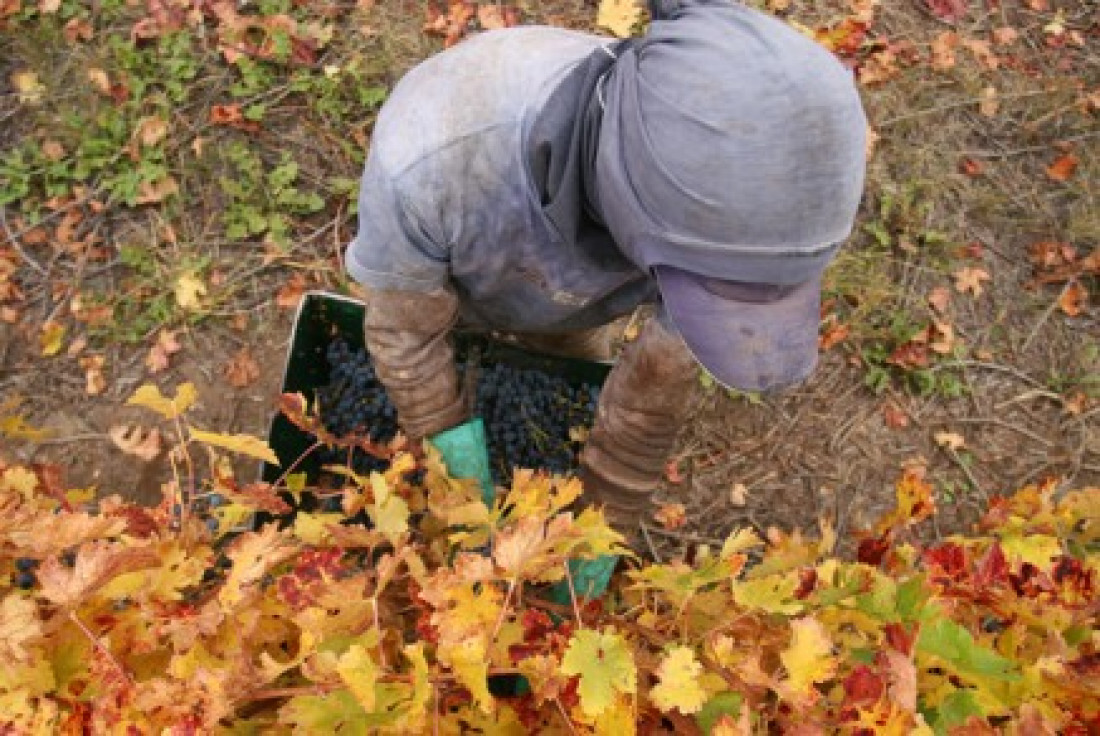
top-left (63, 16), bottom-right (93, 42)
top-left (848, 0), bottom-right (877, 23)
top-left (927, 286), bottom-right (951, 315)
top-left (134, 115), bottom-right (169, 148)
top-left (174, 273), bottom-right (206, 310)
top-left (953, 266), bottom-right (991, 297)
top-left (476, 3), bottom-right (516, 30)
top-left (991, 26), bottom-right (1019, 46)
top-left (653, 503), bottom-right (687, 531)
top-left (1058, 281), bottom-right (1088, 317)
top-left (135, 175), bottom-right (179, 205)
top-left (40, 139), bottom-right (66, 161)
top-left (145, 329), bottom-right (182, 374)
top-left (1046, 153), bottom-right (1078, 182)
top-left (224, 346), bottom-right (261, 388)
top-left (87, 67), bottom-right (110, 94)
top-left (859, 48), bottom-right (899, 86)
top-left (79, 354), bottom-right (107, 395)
top-left (929, 320), bottom-right (956, 355)
top-left (978, 85), bottom-right (999, 117)
top-left (37, 0), bottom-right (59, 12)
top-left (12, 70), bottom-right (44, 104)
top-left (962, 38), bottom-right (999, 70)
top-left (729, 483), bottom-right (748, 507)
top-left (865, 124), bottom-right (880, 159)
top-left (934, 431), bottom-right (966, 451)
top-left (930, 31), bottom-right (959, 71)
top-left (108, 424), bottom-right (163, 462)
top-left (882, 403), bottom-right (909, 429)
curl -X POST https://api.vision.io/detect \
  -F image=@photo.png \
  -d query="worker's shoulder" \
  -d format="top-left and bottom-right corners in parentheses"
top-left (371, 27), bottom-right (609, 176)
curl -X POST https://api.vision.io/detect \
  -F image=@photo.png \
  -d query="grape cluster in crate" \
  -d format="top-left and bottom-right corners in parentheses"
top-left (315, 338), bottom-right (601, 487)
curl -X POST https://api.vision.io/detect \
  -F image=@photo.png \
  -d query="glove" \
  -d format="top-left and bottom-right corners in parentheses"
top-left (363, 287), bottom-right (469, 440)
top-left (578, 316), bottom-right (699, 539)
top-left (429, 418), bottom-right (495, 507)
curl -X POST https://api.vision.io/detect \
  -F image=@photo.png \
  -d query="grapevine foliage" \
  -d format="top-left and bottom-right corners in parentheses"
top-left (1, 384), bottom-right (1097, 734)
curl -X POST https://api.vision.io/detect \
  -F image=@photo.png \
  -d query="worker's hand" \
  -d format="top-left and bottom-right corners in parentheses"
top-left (363, 287), bottom-right (470, 440)
top-left (428, 418), bottom-right (495, 507)
top-left (579, 317), bottom-right (698, 543)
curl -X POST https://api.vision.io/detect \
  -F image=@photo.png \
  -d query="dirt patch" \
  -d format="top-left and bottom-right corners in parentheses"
top-left (2, 306), bottom-right (293, 505)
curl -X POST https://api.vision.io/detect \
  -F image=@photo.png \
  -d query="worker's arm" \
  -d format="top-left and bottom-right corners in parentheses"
top-left (363, 286), bottom-right (468, 440)
top-left (579, 315), bottom-right (699, 540)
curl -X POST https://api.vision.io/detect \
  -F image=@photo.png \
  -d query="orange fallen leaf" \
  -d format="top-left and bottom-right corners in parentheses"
top-left (1046, 153), bottom-right (1078, 182)
top-left (953, 266), bottom-right (991, 297)
top-left (958, 157), bottom-right (983, 177)
top-left (883, 403), bottom-right (909, 429)
top-left (819, 321), bottom-right (850, 351)
top-left (224, 346), bottom-right (261, 388)
top-left (653, 503), bottom-right (686, 530)
top-left (276, 273), bottom-right (308, 310)
top-left (1058, 281), bottom-right (1088, 317)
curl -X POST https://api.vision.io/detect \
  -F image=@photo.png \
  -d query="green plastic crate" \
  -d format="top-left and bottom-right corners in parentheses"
top-left (259, 291), bottom-right (612, 511)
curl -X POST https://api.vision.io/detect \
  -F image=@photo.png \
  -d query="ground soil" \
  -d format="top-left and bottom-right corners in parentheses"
top-left (1, 0), bottom-right (1096, 561)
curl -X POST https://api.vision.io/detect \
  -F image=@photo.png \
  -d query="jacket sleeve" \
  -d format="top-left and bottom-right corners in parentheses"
top-left (363, 287), bottom-right (469, 440)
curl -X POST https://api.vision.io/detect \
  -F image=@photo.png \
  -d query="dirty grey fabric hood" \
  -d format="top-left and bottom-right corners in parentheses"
top-left (594, 0), bottom-right (868, 285)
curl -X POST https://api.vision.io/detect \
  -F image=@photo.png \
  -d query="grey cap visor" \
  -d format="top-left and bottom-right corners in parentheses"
top-left (633, 232), bottom-right (842, 285)
top-left (655, 265), bottom-right (822, 392)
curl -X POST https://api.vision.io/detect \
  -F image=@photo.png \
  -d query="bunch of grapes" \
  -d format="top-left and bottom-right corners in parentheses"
top-left (313, 338), bottom-right (602, 488)
top-left (472, 361), bottom-right (600, 484)
top-left (314, 339), bottom-right (400, 501)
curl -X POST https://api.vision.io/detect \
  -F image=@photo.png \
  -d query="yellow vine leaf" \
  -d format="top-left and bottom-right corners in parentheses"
top-left (596, 0), bottom-right (643, 38)
top-left (127, 382), bottom-right (198, 420)
top-left (367, 471), bottom-right (409, 542)
top-left (440, 638), bottom-right (494, 714)
top-left (336, 643), bottom-right (379, 712)
top-left (731, 571), bottom-right (803, 615)
top-left (560, 628), bottom-right (637, 717)
top-left (1, 466), bottom-right (39, 497)
top-left (189, 428), bottom-right (279, 465)
top-left (649, 646), bottom-right (708, 715)
top-left (779, 617), bottom-right (837, 702)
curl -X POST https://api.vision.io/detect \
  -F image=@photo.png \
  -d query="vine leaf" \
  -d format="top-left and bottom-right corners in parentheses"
top-left (650, 646), bottom-right (708, 715)
top-left (560, 628), bottom-right (636, 717)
